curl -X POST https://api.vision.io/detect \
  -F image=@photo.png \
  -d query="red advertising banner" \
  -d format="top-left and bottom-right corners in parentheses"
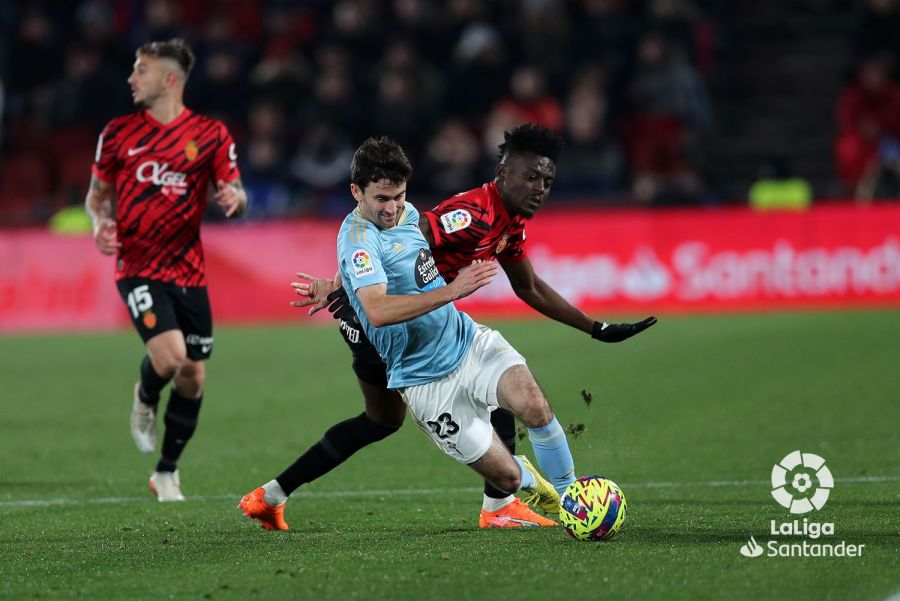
top-left (1, 204), bottom-right (898, 333)
top-left (460, 203), bottom-right (900, 315)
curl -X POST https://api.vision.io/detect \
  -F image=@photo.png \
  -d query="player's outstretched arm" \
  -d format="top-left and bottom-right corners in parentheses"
top-left (591, 317), bottom-right (657, 342)
top-left (290, 270), bottom-right (344, 316)
top-left (356, 261), bottom-right (496, 327)
top-left (214, 178), bottom-right (248, 218)
top-left (320, 270), bottom-right (366, 321)
top-left (84, 174), bottom-right (120, 255)
top-left (501, 258), bottom-right (657, 343)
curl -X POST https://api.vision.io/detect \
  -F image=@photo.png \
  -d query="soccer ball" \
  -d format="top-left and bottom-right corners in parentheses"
top-left (559, 476), bottom-right (627, 541)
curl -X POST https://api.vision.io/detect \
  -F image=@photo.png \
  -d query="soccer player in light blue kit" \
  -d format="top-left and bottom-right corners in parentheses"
top-left (336, 137), bottom-right (575, 513)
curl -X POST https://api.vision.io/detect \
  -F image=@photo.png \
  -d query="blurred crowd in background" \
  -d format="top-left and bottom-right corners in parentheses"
top-left (835, 0), bottom-right (900, 200)
top-left (0, 0), bottom-right (898, 227)
top-left (0, 0), bottom-right (718, 225)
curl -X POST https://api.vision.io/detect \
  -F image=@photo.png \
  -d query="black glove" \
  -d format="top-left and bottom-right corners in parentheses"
top-left (592, 316), bottom-right (657, 343)
top-left (325, 286), bottom-right (353, 321)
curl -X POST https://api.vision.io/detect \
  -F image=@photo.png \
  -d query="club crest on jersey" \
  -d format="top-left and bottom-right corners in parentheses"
top-left (495, 233), bottom-right (509, 254)
top-left (440, 209), bottom-right (471, 234)
top-left (136, 161), bottom-right (188, 196)
top-left (352, 249), bottom-right (375, 277)
top-left (184, 140), bottom-right (198, 161)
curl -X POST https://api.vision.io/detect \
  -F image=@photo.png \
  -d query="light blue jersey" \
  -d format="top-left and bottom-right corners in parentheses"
top-left (337, 202), bottom-right (475, 388)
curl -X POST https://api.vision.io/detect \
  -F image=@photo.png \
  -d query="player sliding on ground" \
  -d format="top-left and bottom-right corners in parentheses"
top-left (240, 136), bottom-right (571, 529)
top-left (240, 127), bottom-right (656, 529)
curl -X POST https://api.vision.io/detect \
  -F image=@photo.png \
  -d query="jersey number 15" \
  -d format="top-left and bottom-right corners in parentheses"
top-left (126, 284), bottom-right (153, 318)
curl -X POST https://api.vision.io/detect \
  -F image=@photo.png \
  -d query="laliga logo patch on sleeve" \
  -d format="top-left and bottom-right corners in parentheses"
top-left (440, 209), bottom-right (472, 234)
top-left (352, 249), bottom-right (375, 277)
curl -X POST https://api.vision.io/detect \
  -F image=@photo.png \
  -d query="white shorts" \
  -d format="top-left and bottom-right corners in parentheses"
top-left (398, 324), bottom-right (527, 464)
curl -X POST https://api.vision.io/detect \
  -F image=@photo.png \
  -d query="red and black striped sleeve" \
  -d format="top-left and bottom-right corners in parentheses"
top-left (209, 121), bottom-right (240, 183)
top-left (424, 194), bottom-right (492, 251)
top-left (92, 118), bottom-right (126, 183)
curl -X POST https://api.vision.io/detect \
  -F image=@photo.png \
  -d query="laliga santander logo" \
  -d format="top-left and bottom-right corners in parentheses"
top-left (440, 209), bottom-right (472, 234)
top-left (451, 210), bottom-right (469, 228)
top-left (353, 251), bottom-right (370, 269)
top-left (352, 249), bottom-right (375, 277)
top-left (738, 450), bottom-right (864, 559)
top-left (739, 536), bottom-right (764, 558)
top-left (771, 450), bottom-right (833, 514)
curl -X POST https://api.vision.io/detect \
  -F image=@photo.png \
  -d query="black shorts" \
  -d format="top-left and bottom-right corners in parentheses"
top-left (337, 308), bottom-right (388, 388)
top-left (116, 277), bottom-right (213, 361)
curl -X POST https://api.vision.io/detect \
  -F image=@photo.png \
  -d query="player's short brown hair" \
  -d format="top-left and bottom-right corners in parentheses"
top-left (351, 137), bottom-right (413, 191)
top-left (136, 38), bottom-right (195, 77)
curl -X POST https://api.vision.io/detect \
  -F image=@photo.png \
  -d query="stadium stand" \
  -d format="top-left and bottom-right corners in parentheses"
top-left (0, 0), bottom-right (897, 226)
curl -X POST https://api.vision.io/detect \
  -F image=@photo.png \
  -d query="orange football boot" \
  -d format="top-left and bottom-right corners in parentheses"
top-left (238, 487), bottom-right (289, 531)
top-left (479, 498), bottom-right (558, 528)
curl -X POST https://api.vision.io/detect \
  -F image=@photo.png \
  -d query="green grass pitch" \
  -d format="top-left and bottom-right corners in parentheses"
top-left (1, 311), bottom-right (898, 600)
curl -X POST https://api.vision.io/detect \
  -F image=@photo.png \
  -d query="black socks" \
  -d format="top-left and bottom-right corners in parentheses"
top-left (484, 408), bottom-right (517, 499)
top-left (156, 389), bottom-right (202, 473)
top-left (139, 355), bottom-right (170, 406)
top-left (276, 412), bottom-right (400, 496)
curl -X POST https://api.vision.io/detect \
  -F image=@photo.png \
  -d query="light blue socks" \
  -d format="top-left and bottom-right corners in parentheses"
top-left (512, 455), bottom-right (536, 490)
top-left (527, 416), bottom-right (576, 494)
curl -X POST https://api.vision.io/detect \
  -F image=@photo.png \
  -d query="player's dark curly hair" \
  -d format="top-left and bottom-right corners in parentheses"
top-left (137, 38), bottom-right (196, 76)
top-left (351, 137), bottom-right (413, 190)
top-left (498, 123), bottom-right (563, 163)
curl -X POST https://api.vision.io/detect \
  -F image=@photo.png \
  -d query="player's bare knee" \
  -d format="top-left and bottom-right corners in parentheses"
top-left (174, 379), bottom-right (203, 399)
top-left (174, 362), bottom-right (205, 398)
top-left (497, 365), bottom-right (551, 425)
top-left (150, 353), bottom-right (182, 378)
top-left (188, 370), bottom-right (206, 391)
top-left (517, 398), bottom-right (554, 429)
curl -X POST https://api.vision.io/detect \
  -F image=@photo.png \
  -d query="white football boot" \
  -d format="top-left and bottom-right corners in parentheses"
top-left (130, 382), bottom-right (157, 453)
top-left (149, 470), bottom-right (185, 502)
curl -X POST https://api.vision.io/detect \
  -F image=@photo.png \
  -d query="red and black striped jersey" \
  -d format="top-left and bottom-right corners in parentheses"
top-left (92, 109), bottom-right (240, 287)
top-left (422, 181), bottom-right (527, 282)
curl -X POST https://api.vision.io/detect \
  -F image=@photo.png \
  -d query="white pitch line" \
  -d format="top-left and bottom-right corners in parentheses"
top-left (626, 475), bottom-right (900, 489)
top-left (0, 488), bottom-right (483, 508)
top-left (1, 476), bottom-right (898, 509)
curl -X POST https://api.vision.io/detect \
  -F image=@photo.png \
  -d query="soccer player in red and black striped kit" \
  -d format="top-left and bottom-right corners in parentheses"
top-left (85, 39), bottom-right (247, 501)
top-left (240, 124), bottom-right (655, 530)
